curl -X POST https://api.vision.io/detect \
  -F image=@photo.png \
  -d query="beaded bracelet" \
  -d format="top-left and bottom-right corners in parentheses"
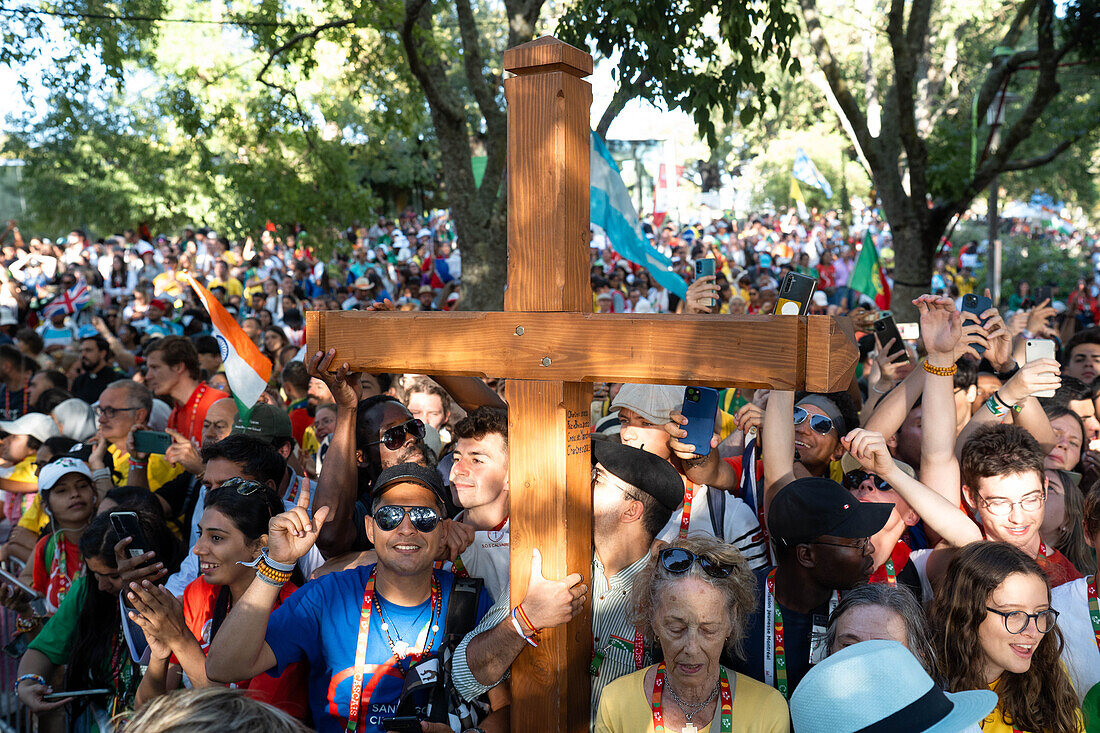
top-left (15, 674), bottom-right (46, 693)
top-left (255, 560), bottom-right (292, 586)
top-left (922, 360), bottom-right (957, 377)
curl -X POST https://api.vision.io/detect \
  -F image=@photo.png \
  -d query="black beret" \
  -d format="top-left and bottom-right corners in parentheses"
top-left (592, 438), bottom-right (684, 513)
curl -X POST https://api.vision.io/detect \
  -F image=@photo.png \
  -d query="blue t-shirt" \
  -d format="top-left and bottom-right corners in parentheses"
top-left (266, 564), bottom-right (491, 733)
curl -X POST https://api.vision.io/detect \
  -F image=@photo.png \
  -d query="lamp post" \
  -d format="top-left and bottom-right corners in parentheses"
top-left (986, 90), bottom-right (1020, 304)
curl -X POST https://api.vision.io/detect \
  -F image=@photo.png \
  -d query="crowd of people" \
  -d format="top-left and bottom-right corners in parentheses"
top-left (0, 209), bottom-right (1099, 733)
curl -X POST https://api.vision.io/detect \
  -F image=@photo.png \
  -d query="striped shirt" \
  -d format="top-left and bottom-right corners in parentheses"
top-left (452, 552), bottom-right (652, 730)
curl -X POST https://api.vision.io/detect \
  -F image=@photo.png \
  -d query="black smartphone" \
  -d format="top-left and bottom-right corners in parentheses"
top-left (133, 429), bottom-right (172, 455)
top-left (1035, 286), bottom-right (1053, 306)
top-left (774, 272), bottom-right (816, 316)
top-left (694, 258), bottom-right (716, 307)
top-left (42, 688), bottom-right (111, 702)
top-left (109, 512), bottom-right (150, 559)
top-left (381, 717), bottom-right (423, 733)
top-left (681, 386), bottom-right (719, 456)
top-left (961, 293), bottom-right (994, 356)
top-left (873, 314), bottom-right (909, 362)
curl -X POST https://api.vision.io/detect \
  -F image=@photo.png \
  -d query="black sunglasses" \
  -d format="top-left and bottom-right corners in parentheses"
top-left (793, 406), bottom-right (835, 435)
top-left (218, 477), bottom-right (268, 496)
top-left (658, 548), bottom-right (733, 579)
top-left (842, 470), bottom-right (891, 492)
top-left (373, 505), bottom-right (442, 533)
top-left (368, 419), bottom-right (426, 451)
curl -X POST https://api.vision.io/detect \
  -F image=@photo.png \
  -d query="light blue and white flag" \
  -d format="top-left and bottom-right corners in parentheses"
top-left (591, 132), bottom-right (688, 300)
top-left (793, 148), bottom-right (833, 199)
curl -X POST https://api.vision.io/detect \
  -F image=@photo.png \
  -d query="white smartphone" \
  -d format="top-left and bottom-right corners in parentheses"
top-left (1025, 339), bottom-right (1058, 399)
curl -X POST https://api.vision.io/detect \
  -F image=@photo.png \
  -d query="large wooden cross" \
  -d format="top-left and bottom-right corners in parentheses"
top-left (307, 36), bottom-right (856, 732)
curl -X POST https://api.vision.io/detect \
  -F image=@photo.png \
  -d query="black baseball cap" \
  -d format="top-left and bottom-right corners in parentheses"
top-left (592, 438), bottom-right (684, 513)
top-left (372, 462), bottom-right (449, 514)
top-left (769, 477), bottom-right (892, 546)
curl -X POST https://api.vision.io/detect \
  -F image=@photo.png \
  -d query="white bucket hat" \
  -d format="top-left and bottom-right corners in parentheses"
top-left (791, 639), bottom-right (997, 733)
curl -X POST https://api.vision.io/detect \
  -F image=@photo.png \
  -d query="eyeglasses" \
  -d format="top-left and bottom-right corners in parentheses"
top-left (980, 491), bottom-right (1045, 516)
top-left (985, 606), bottom-right (1059, 634)
top-left (218, 477), bottom-right (268, 496)
top-left (373, 505), bottom-right (442, 533)
top-left (368, 419), bottom-right (426, 450)
top-left (812, 537), bottom-right (870, 553)
top-left (658, 548), bottom-right (733, 579)
top-left (793, 406), bottom-right (835, 435)
top-left (94, 405), bottom-right (141, 420)
top-left (843, 470), bottom-right (891, 492)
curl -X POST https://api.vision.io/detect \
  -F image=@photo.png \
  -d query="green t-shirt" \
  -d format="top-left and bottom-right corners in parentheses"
top-left (28, 573), bottom-right (86, 665)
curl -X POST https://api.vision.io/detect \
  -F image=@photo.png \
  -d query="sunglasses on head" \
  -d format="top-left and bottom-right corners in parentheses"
top-left (368, 419), bottom-right (426, 451)
top-left (658, 547), bottom-right (733, 579)
top-left (373, 504), bottom-right (442, 533)
top-left (793, 406), bottom-right (835, 435)
top-left (218, 477), bottom-right (269, 496)
top-left (842, 470), bottom-right (891, 492)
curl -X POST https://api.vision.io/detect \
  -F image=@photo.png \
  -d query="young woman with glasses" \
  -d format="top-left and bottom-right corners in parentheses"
top-left (595, 534), bottom-right (788, 733)
top-left (931, 541), bottom-right (1081, 733)
top-left (125, 478), bottom-right (308, 719)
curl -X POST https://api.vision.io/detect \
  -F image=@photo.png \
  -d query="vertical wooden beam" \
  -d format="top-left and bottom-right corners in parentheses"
top-left (502, 37), bottom-right (593, 732)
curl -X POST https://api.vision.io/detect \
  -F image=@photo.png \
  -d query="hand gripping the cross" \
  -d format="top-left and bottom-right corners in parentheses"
top-left (267, 482), bottom-right (331, 566)
top-left (517, 548), bottom-right (586, 632)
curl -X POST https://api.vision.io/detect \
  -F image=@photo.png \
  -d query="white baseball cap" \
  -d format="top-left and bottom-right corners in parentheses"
top-left (38, 456), bottom-right (93, 493)
top-left (0, 413), bottom-right (60, 443)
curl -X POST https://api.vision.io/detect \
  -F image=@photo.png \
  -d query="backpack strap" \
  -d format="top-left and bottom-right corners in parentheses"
top-left (210, 585), bottom-right (232, 640)
top-left (707, 486), bottom-right (725, 540)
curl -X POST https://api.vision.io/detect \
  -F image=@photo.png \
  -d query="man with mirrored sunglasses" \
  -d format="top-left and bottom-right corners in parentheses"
top-left (206, 462), bottom-right (501, 733)
top-left (451, 438), bottom-right (686, 729)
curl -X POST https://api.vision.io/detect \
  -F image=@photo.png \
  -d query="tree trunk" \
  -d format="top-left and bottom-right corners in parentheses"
top-left (889, 218), bottom-right (941, 321)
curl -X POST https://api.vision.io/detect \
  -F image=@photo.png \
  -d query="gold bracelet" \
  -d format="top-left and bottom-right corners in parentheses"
top-left (922, 360), bottom-right (957, 377)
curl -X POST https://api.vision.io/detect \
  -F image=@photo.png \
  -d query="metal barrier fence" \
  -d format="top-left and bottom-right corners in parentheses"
top-left (0, 556), bottom-right (36, 733)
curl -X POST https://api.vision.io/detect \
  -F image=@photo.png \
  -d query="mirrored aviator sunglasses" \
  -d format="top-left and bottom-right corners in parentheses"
top-left (369, 419), bottom-right (427, 450)
top-left (658, 548), bottom-right (733, 579)
top-left (373, 505), bottom-right (442, 533)
top-left (842, 470), bottom-right (891, 492)
top-left (793, 406), bottom-right (834, 435)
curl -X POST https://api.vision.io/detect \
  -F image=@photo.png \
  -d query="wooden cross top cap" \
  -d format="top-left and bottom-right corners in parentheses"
top-left (503, 36), bottom-right (592, 77)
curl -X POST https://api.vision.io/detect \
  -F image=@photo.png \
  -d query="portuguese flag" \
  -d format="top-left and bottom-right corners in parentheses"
top-left (849, 231), bottom-right (891, 310)
top-left (185, 274), bottom-right (272, 420)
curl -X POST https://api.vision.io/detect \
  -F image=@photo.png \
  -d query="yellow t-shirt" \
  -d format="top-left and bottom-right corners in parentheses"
top-left (301, 425), bottom-right (320, 456)
top-left (17, 494), bottom-right (48, 533)
top-left (206, 277), bottom-right (243, 298)
top-left (108, 445), bottom-right (185, 492)
top-left (980, 679), bottom-right (1084, 733)
top-left (595, 665), bottom-right (790, 733)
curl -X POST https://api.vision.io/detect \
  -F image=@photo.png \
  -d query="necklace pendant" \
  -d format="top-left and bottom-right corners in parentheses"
top-left (393, 640), bottom-right (410, 657)
top-left (683, 725), bottom-right (697, 733)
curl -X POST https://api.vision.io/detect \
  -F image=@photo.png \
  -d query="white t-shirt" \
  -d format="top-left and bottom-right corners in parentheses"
top-left (657, 484), bottom-right (769, 570)
top-left (1052, 576), bottom-right (1100, 702)
top-left (908, 548), bottom-right (935, 605)
top-left (455, 518), bottom-right (510, 601)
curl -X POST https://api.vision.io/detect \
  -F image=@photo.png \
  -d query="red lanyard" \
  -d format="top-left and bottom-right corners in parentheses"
top-left (870, 540), bottom-right (911, 586)
top-left (344, 569), bottom-right (440, 731)
top-left (679, 482), bottom-right (696, 539)
top-left (590, 627), bottom-right (646, 676)
top-left (650, 662), bottom-right (732, 733)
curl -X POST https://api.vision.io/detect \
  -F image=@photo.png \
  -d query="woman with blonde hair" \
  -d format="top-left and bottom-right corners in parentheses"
top-left (122, 687), bottom-right (308, 733)
top-left (596, 534), bottom-right (788, 733)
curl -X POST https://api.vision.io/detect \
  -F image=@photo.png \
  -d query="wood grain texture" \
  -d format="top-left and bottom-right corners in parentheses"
top-left (304, 311), bottom-right (859, 390)
top-left (503, 35), bottom-right (593, 77)
top-left (506, 379), bottom-right (593, 732)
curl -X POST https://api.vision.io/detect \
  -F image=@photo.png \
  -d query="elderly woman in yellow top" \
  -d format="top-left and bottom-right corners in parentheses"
top-left (596, 534), bottom-right (789, 733)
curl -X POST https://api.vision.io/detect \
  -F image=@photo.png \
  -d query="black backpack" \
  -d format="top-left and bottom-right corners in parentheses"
top-left (395, 576), bottom-right (488, 728)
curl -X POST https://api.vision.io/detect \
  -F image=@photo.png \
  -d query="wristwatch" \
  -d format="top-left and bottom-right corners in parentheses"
top-left (993, 362), bottom-right (1020, 381)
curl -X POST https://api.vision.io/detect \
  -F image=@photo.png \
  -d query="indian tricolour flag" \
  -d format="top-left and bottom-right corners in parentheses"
top-left (185, 274), bottom-right (272, 420)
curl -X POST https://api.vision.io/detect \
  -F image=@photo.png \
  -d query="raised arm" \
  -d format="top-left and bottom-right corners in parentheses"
top-left (917, 296), bottom-right (968, 505)
top-left (762, 389), bottom-right (795, 512)
top-left (308, 349), bottom-right (362, 558)
top-left (844, 428), bottom-right (981, 547)
top-left (863, 363), bottom-right (926, 440)
top-left (207, 485), bottom-right (329, 683)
